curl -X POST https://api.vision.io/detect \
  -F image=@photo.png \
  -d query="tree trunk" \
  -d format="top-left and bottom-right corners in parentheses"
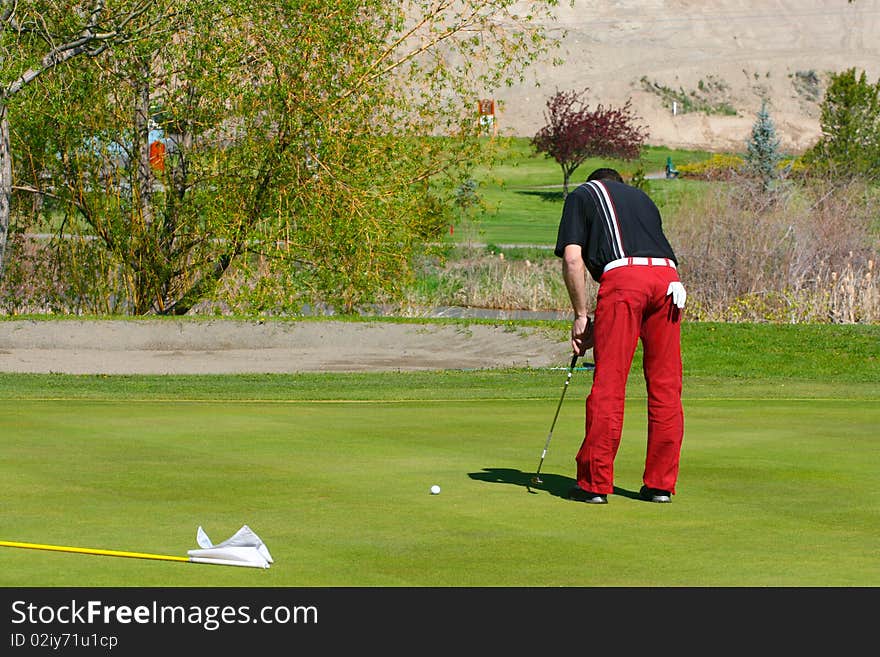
top-left (0, 103), bottom-right (10, 280)
top-left (134, 66), bottom-right (154, 227)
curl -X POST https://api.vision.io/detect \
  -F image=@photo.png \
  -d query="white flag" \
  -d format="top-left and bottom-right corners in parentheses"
top-left (188, 525), bottom-right (273, 569)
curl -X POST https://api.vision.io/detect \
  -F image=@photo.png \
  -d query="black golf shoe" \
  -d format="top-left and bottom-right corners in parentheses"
top-left (567, 486), bottom-right (608, 504)
top-left (639, 485), bottom-right (671, 503)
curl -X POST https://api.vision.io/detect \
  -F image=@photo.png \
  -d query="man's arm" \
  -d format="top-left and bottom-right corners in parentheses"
top-left (561, 244), bottom-right (593, 355)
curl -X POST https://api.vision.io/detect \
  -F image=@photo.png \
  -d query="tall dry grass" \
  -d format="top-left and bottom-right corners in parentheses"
top-left (402, 176), bottom-right (880, 323)
top-left (670, 176), bottom-right (879, 322)
top-left (399, 249), bottom-right (572, 315)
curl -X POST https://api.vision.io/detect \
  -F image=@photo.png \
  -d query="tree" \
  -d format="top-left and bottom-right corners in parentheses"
top-left (803, 68), bottom-right (880, 179)
top-left (13, 0), bottom-right (253, 314)
top-left (7, 1), bottom-right (563, 315)
top-left (531, 87), bottom-right (648, 196)
top-left (744, 99), bottom-right (783, 192)
top-left (0, 0), bottom-right (160, 279)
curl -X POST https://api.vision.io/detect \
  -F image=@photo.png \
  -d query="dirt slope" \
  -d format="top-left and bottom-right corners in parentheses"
top-left (492, 0), bottom-right (880, 153)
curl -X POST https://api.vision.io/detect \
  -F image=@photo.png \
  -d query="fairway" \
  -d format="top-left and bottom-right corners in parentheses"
top-left (1, 373), bottom-right (877, 587)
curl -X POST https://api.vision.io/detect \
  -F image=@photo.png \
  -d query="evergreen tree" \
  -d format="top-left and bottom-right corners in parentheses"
top-left (804, 68), bottom-right (880, 180)
top-left (745, 100), bottom-right (782, 192)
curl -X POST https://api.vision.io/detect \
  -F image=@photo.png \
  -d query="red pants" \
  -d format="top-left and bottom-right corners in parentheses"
top-left (576, 264), bottom-right (684, 495)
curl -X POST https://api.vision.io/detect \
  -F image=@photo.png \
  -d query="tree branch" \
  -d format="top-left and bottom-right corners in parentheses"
top-left (333, 0), bottom-right (498, 107)
top-left (2, 1), bottom-right (163, 101)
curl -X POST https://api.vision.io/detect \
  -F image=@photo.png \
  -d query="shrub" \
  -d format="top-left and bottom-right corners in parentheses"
top-left (678, 154), bottom-right (745, 180)
top-left (669, 176), bottom-right (880, 323)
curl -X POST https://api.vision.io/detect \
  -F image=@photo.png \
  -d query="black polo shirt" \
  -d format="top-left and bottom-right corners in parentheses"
top-left (554, 180), bottom-right (677, 283)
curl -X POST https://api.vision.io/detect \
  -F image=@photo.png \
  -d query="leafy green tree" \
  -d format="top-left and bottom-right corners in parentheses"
top-left (804, 68), bottom-right (880, 179)
top-left (531, 87), bottom-right (647, 196)
top-left (11, 0), bottom-right (562, 314)
top-left (14, 0), bottom-right (254, 314)
top-left (744, 99), bottom-right (783, 192)
top-left (0, 1), bottom-right (159, 280)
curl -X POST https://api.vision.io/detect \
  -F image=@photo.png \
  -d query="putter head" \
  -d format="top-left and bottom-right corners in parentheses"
top-left (531, 475), bottom-right (542, 485)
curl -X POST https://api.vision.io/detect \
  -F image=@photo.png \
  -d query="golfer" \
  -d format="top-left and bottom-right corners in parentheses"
top-left (554, 167), bottom-right (686, 504)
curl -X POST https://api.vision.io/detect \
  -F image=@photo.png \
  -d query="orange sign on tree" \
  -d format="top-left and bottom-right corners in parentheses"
top-left (149, 140), bottom-right (166, 171)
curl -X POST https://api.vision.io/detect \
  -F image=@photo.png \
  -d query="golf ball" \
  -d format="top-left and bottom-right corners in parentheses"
top-left (430, 485), bottom-right (441, 495)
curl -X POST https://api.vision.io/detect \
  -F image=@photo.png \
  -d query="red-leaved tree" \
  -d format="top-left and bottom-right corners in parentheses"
top-left (532, 88), bottom-right (648, 195)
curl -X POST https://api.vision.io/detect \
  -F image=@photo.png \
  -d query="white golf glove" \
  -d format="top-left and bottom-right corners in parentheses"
top-left (666, 281), bottom-right (687, 309)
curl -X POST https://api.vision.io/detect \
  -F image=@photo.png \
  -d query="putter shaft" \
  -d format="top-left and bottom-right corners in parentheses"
top-left (531, 353), bottom-right (579, 486)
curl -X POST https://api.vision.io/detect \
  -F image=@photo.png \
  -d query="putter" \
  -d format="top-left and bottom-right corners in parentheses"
top-left (528, 352), bottom-right (590, 492)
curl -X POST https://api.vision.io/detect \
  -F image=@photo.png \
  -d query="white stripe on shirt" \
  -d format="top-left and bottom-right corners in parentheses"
top-left (586, 180), bottom-right (625, 259)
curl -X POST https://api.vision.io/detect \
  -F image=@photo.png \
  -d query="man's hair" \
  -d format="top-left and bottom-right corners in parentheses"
top-left (587, 168), bottom-right (624, 183)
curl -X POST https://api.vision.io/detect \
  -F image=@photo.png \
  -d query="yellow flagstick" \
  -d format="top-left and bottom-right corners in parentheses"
top-left (0, 539), bottom-right (189, 563)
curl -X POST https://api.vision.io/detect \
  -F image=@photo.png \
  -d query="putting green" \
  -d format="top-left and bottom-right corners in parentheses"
top-left (1, 376), bottom-right (876, 587)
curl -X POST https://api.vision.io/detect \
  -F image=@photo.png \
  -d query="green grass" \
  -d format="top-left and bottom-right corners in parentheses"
top-left (462, 140), bottom-right (716, 245)
top-left (0, 321), bottom-right (877, 587)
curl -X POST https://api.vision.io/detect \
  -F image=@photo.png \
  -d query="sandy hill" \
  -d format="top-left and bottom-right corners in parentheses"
top-left (491, 0), bottom-right (880, 153)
